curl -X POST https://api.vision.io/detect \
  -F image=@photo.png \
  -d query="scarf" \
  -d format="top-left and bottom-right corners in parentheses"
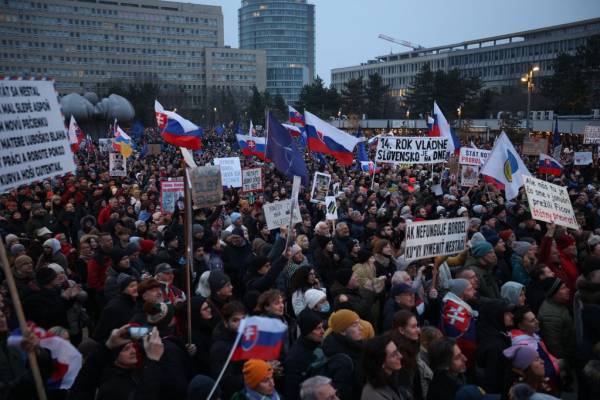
top-left (245, 387), bottom-right (281, 400)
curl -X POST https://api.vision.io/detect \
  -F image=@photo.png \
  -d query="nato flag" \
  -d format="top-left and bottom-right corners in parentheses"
top-left (266, 112), bottom-right (308, 186)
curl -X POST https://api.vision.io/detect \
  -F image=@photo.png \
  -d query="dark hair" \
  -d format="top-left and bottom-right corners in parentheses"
top-left (289, 265), bottom-right (314, 295)
top-left (428, 337), bottom-right (457, 371)
top-left (361, 335), bottom-right (395, 388)
top-left (513, 306), bottom-right (533, 326)
top-left (255, 289), bottom-right (284, 315)
top-left (392, 310), bottom-right (415, 330)
top-left (222, 301), bottom-right (246, 320)
top-left (529, 266), bottom-right (548, 281)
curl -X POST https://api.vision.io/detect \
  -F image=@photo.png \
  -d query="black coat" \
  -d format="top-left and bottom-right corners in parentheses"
top-left (283, 337), bottom-right (320, 400)
top-left (322, 332), bottom-right (363, 400)
top-left (209, 322), bottom-right (245, 399)
top-left (94, 293), bottom-right (137, 343)
top-left (426, 370), bottom-right (466, 400)
top-left (23, 285), bottom-right (69, 329)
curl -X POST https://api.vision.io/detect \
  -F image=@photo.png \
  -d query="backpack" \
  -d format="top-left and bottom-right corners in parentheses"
top-left (304, 347), bottom-right (354, 379)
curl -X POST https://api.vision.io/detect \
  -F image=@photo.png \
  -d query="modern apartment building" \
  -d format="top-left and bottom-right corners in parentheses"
top-left (0, 0), bottom-right (266, 106)
top-left (239, 0), bottom-right (315, 104)
top-left (331, 18), bottom-right (600, 98)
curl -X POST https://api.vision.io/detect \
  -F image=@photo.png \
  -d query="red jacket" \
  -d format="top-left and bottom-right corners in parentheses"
top-left (97, 205), bottom-right (112, 227)
top-left (87, 255), bottom-right (112, 292)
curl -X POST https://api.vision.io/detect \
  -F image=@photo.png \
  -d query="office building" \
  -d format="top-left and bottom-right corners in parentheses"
top-left (331, 18), bottom-right (600, 98)
top-left (239, 0), bottom-right (315, 104)
top-left (0, 0), bottom-right (266, 106)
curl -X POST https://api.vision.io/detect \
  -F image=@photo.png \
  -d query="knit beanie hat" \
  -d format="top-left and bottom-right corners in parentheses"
top-left (10, 243), bottom-right (25, 256)
top-left (111, 248), bottom-right (128, 266)
top-left (541, 277), bottom-right (563, 298)
top-left (248, 255), bottom-right (270, 274)
top-left (35, 267), bottom-right (57, 286)
top-left (357, 249), bottom-right (372, 264)
top-left (46, 263), bottom-right (64, 275)
top-left (290, 244), bottom-right (303, 257)
top-left (512, 241), bottom-right (532, 257)
top-left (4, 233), bottom-right (18, 246)
top-left (117, 273), bottom-right (137, 292)
top-left (471, 241), bottom-right (494, 258)
top-left (470, 232), bottom-right (486, 246)
top-left (503, 344), bottom-right (538, 371)
top-left (448, 278), bottom-right (470, 296)
top-left (336, 268), bottom-right (354, 287)
top-left (13, 255), bottom-right (33, 270)
top-left (144, 301), bottom-right (175, 326)
top-left (297, 308), bottom-right (323, 336)
top-left (230, 212), bottom-right (242, 224)
top-left (243, 359), bottom-right (273, 389)
top-left (125, 242), bottom-right (140, 255)
top-left (555, 234), bottom-right (575, 250)
top-left (499, 229), bottom-right (514, 242)
top-left (304, 289), bottom-right (327, 310)
top-left (208, 270), bottom-right (231, 293)
top-left (360, 320), bottom-right (375, 340)
top-left (482, 229), bottom-right (500, 247)
top-left (187, 375), bottom-right (220, 400)
top-left (328, 309), bottom-right (360, 334)
top-left (139, 239), bottom-right (155, 254)
top-left (43, 238), bottom-right (61, 253)
top-left (192, 224), bottom-right (204, 235)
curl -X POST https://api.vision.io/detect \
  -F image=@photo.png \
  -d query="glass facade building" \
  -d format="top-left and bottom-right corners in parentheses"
top-left (239, 0), bottom-right (315, 104)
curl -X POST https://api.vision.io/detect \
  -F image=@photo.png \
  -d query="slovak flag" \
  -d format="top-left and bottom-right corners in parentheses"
top-left (236, 134), bottom-right (267, 161)
top-left (288, 105), bottom-right (305, 126)
top-left (67, 116), bottom-right (84, 153)
top-left (155, 100), bottom-right (203, 150)
top-left (248, 120), bottom-right (256, 137)
top-left (538, 153), bottom-right (563, 176)
top-left (231, 316), bottom-right (287, 361)
top-left (429, 102), bottom-right (460, 154)
top-left (8, 323), bottom-right (82, 389)
top-left (282, 123), bottom-right (303, 138)
top-left (360, 161), bottom-right (381, 175)
top-left (305, 110), bottom-right (363, 166)
top-left (441, 293), bottom-right (477, 368)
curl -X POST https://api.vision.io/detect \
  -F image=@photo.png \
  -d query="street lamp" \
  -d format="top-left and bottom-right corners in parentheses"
top-left (405, 109), bottom-right (410, 119)
top-left (522, 65), bottom-right (540, 134)
top-left (457, 105), bottom-right (462, 130)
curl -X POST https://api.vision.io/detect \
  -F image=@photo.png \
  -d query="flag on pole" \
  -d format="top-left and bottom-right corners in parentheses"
top-left (480, 132), bottom-right (531, 200)
top-left (231, 316), bottom-right (287, 361)
top-left (282, 123), bottom-right (303, 138)
top-left (266, 112), bottom-right (309, 185)
top-left (538, 153), bottom-right (563, 176)
top-left (429, 102), bottom-right (460, 154)
top-left (112, 124), bottom-right (133, 157)
top-left (304, 110), bottom-right (362, 166)
top-left (236, 134), bottom-right (267, 161)
top-left (155, 100), bottom-right (203, 150)
top-left (552, 118), bottom-right (561, 160)
top-left (248, 120), bottom-right (256, 137)
top-left (288, 105), bottom-right (305, 126)
top-left (67, 116), bottom-right (84, 153)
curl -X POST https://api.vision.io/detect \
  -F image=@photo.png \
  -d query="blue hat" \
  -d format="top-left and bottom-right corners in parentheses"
top-left (230, 212), bottom-right (242, 224)
top-left (454, 385), bottom-right (500, 400)
top-left (471, 241), bottom-right (494, 258)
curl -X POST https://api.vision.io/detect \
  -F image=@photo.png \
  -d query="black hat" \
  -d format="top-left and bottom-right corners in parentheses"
top-left (297, 308), bottom-right (323, 337)
top-left (582, 255), bottom-right (600, 278)
top-left (336, 269), bottom-right (354, 287)
top-left (541, 277), bottom-right (563, 298)
top-left (35, 267), bottom-right (57, 286)
top-left (208, 270), bottom-right (231, 293)
top-left (163, 230), bottom-right (178, 244)
top-left (187, 375), bottom-right (221, 400)
top-left (357, 249), bottom-right (372, 264)
top-left (125, 242), bottom-right (140, 255)
top-left (231, 227), bottom-right (245, 238)
top-left (117, 273), bottom-right (137, 292)
top-left (248, 255), bottom-right (270, 274)
top-left (111, 248), bottom-right (128, 266)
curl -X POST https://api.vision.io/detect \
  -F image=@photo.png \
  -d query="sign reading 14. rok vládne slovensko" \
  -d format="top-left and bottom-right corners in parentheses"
top-left (375, 137), bottom-right (448, 164)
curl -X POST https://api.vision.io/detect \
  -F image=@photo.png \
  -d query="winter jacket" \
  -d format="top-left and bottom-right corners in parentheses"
top-left (22, 284), bottom-right (69, 329)
top-left (94, 293), bottom-right (137, 342)
top-left (426, 370), bottom-right (466, 400)
top-left (209, 322), bottom-right (245, 399)
top-left (361, 382), bottom-right (409, 400)
top-left (284, 337), bottom-right (321, 400)
top-left (510, 253), bottom-right (530, 286)
top-left (245, 255), bottom-right (286, 293)
top-left (466, 256), bottom-right (501, 299)
top-left (322, 332), bottom-right (363, 400)
top-left (103, 266), bottom-right (141, 300)
top-left (538, 298), bottom-right (576, 363)
top-left (87, 251), bottom-right (112, 292)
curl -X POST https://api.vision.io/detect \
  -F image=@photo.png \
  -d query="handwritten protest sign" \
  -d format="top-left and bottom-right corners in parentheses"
top-left (458, 148), bottom-right (490, 166)
top-left (242, 167), bottom-right (263, 193)
top-left (109, 153), bottom-right (126, 177)
top-left (189, 166), bottom-right (222, 208)
top-left (583, 125), bottom-right (600, 144)
top-left (214, 157), bottom-right (242, 188)
top-left (0, 80), bottom-right (76, 192)
top-left (375, 137), bottom-right (448, 164)
top-left (460, 165), bottom-right (479, 187)
top-left (310, 172), bottom-right (331, 204)
top-left (263, 199), bottom-right (302, 230)
top-left (522, 136), bottom-right (548, 156)
top-left (160, 179), bottom-right (184, 214)
top-left (404, 217), bottom-right (468, 262)
top-left (523, 176), bottom-right (578, 229)
top-left (574, 151), bottom-right (593, 165)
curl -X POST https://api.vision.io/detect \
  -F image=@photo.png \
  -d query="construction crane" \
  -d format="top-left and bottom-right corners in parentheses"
top-left (378, 34), bottom-right (424, 51)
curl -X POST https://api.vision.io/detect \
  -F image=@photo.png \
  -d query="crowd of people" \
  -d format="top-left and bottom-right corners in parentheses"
top-left (1, 126), bottom-right (599, 400)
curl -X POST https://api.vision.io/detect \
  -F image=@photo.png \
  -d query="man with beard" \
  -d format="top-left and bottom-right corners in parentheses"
top-left (332, 222), bottom-right (352, 260)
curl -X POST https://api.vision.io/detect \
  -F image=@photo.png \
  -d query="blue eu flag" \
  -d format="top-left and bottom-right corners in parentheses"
top-left (266, 112), bottom-right (308, 186)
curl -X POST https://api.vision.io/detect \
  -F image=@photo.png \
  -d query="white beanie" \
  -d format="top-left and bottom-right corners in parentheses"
top-left (46, 263), bottom-right (65, 275)
top-left (304, 289), bottom-right (326, 310)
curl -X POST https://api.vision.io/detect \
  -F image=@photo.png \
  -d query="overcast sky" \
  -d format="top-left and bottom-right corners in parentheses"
top-left (176, 0), bottom-right (600, 85)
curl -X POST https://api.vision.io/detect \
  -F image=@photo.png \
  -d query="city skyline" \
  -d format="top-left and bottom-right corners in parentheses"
top-left (182, 0), bottom-right (600, 85)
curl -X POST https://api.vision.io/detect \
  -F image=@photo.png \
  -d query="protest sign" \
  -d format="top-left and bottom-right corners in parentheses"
top-left (0, 80), bottom-right (77, 193)
top-left (98, 138), bottom-right (112, 153)
top-left (583, 125), bottom-right (600, 144)
top-left (109, 153), bottom-right (127, 177)
top-left (458, 148), bottom-right (490, 166)
top-left (574, 151), bottom-right (593, 165)
top-left (214, 157), bottom-right (242, 188)
top-left (310, 172), bottom-right (331, 204)
top-left (460, 165), bottom-right (479, 187)
top-left (375, 136), bottom-right (448, 164)
top-left (160, 179), bottom-right (185, 214)
top-left (189, 165), bottom-right (222, 208)
top-left (522, 136), bottom-right (548, 156)
top-left (263, 199), bottom-right (302, 230)
top-left (325, 196), bottom-right (338, 220)
top-left (147, 144), bottom-right (162, 155)
top-left (404, 217), bottom-right (468, 262)
top-left (291, 175), bottom-right (301, 202)
top-left (523, 176), bottom-right (578, 229)
top-left (242, 167), bottom-right (263, 193)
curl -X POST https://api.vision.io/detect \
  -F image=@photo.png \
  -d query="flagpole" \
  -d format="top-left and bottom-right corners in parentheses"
top-left (183, 168), bottom-right (193, 345)
top-left (0, 242), bottom-right (47, 400)
top-left (207, 318), bottom-right (245, 399)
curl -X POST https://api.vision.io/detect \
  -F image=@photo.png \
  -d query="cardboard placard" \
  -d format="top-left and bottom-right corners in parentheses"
top-left (263, 199), bottom-right (302, 230)
top-left (0, 80), bottom-right (77, 192)
top-left (214, 157), bottom-right (242, 188)
top-left (109, 153), bottom-right (127, 177)
top-left (189, 165), bottom-right (223, 208)
top-left (160, 179), bottom-right (185, 214)
top-left (310, 172), bottom-right (331, 204)
top-left (458, 148), bottom-right (490, 166)
top-left (522, 136), bottom-right (548, 156)
top-left (148, 143), bottom-right (162, 155)
top-left (404, 217), bottom-right (468, 262)
top-left (325, 196), bottom-right (338, 220)
top-left (460, 165), bottom-right (479, 187)
top-left (242, 167), bottom-right (263, 193)
top-left (375, 136), bottom-right (448, 164)
top-left (574, 151), bottom-right (593, 165)
top-left (99, 138), bottom-right (112, 153)
top-left (523, 176), bottom-right (578, 230)
top-left (583, 125), bottom-right (600, 144)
